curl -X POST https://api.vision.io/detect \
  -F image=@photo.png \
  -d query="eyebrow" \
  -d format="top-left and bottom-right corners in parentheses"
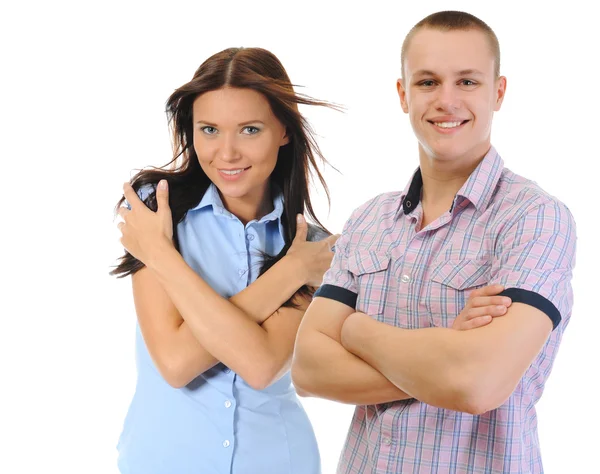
top-left (412, 69), bottom-right (485, 78)
top-left (457, 69), bottom-right (485, 76)
top-left (195, 120), bottom-right (266, 126)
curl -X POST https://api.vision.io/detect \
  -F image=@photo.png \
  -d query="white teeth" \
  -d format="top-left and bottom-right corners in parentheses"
top-left (434, 121), bottom-right (463, 128)
top-left (221, 169), bottom-right (244, 175)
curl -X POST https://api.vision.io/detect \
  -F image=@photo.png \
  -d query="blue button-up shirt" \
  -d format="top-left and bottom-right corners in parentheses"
top-left (117, 184), bottom-right (321, 474)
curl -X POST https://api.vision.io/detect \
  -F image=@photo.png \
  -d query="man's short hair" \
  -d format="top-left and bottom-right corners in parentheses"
top-left (401, 11), bottom-right (501, 78)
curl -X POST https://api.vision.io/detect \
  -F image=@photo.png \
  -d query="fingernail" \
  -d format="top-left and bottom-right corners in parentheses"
top-left (497, 305), bottom-right (507, 312)
top-left (159, 180), bottom-right (167, 190)
top-left (502, 297), bottom-right (511, 305)
top-left (297, 214), bottom-right (304, 223)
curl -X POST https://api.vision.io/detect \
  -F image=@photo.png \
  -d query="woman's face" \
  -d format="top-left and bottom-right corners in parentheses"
top-left (192, 87), bottom-right (289, 214)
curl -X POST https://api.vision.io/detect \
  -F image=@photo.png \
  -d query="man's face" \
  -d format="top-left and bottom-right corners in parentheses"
top-left (398, 28), bottom-right (506, 164)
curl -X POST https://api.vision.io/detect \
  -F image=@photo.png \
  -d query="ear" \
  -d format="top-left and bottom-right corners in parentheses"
top-left (280, 128), bottom-right (290, 146)
top-left (396, 78), bottom-right (409, 114)
top-left (494, 76), bottom-right (507, 111)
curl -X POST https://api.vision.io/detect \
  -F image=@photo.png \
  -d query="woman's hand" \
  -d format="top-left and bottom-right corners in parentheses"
top-left (452, 284), bottom-right (512, 330)
top-left (286, 215), bottom-right (339, 288)
top-left (117, 179), bottom-right (174, 266)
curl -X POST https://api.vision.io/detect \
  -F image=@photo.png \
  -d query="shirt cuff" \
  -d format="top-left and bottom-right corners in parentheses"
top-left (498, 287), bottom-right (561, 330)
top-left (314, 284), bottom-right (358, 309)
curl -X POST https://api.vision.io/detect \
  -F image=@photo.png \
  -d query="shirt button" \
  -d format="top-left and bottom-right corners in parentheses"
top-left (223, 367), bottom-right (231, 374)
top-left (382, 437), bottom-right (392, 446)
top-left (401, 274), bottom-right (411, 283)
top-left (246, 233), bottom-right (255, 241)
top-left (223, 440), bottom-right (230, 448)
top-left (224, 400), bottom-right (232, 408)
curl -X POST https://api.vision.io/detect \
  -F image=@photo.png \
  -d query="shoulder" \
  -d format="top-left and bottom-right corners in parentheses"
top-left (493, 169), bottom-right (576, 239)
top-left (345, 191), bottom-right (404, 233)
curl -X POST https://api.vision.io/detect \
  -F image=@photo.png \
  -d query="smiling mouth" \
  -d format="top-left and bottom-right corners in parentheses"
top-left (219, 167), bottom-right (251, 175)
top-left (428, 120), bottom-right (469, 129)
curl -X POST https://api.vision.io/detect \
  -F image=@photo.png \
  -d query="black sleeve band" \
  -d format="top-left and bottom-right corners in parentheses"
top-left (498, 287), bottom-right (561, 330)
top-left (313, 284), bottom-right (358, 309)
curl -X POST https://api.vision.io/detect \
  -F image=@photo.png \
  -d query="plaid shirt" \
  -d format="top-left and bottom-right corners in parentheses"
top-left (316, 147), bottom-right (576, 473)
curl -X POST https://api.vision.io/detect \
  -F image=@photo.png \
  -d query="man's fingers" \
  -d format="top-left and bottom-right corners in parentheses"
top-left (469, 284), bottom-right (505, 299)
top-left (467, 305), bottom-right (507, 320)
top-left (293, 214), bottom-right (308, 242)
top-left (465, 315), bottom-right (493, 329)
top-left (470, 295), bottom-right (512, 308)
top-left (456, 315), bottom-right (492, 330)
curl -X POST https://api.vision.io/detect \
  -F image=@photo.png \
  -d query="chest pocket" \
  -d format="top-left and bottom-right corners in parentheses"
top-left (347, 250), bottom-right (391, 319)
top-left (428, 258), bottom-right (491, 327)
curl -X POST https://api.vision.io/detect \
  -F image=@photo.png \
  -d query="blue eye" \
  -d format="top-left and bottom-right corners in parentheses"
top-left (201, 126), bottom-right (218, 135)
top-left (460, 79), bottom-right (477, 86)
top-left (242, 126), bottom-right (260, 135)
top-left (418, 80), bottom-right (436, 87)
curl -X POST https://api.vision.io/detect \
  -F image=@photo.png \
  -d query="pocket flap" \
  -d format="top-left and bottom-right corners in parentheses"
top-left (348, 250), bottom-right (390, 275)
top-left (430, 258), bottom-right (491, 290)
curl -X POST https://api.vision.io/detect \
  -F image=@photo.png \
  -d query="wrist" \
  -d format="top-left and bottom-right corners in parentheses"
top-left (145, 238), bottom-right (178, 273)
top-left (282, 254), bottom-right (310, 288)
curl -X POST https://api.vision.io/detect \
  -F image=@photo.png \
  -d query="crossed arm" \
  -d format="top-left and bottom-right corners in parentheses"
top-left (292, 297), bottom-right (412, 405)
top-left (119, 181), bottom-right (331, 390)
top-left (292, 297), bottom-right (552, 413)
top-left (293, 197), bottom-right (574, 414)
top-left (135, 249), bottom-right (309, 389)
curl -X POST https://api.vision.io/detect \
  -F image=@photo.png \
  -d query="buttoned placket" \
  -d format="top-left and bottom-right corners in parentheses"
top-left (216, 213), bottom-right (246, 469)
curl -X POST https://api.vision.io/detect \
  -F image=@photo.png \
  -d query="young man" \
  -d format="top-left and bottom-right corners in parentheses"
top-left (292, 10), bottom-right (576, 474)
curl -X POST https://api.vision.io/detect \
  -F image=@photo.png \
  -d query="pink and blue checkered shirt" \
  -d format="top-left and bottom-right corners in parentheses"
top-left (315, 147), bottom-right (576, 473)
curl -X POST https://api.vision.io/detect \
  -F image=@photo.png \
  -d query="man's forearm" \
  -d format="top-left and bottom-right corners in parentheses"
top-left (343, 304), bottom-right (553, 414)
top-left (292, 329), bottom-right (412, 405)
top-left (341, 314), bottom-right (482, 412)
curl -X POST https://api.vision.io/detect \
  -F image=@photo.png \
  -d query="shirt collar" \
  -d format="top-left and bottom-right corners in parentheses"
top-left (399, 146), bottom-right (504, 215)
top-left (455, 146), bottom-right (504, 211)
top-left (399, 167), bottom-right (423, 215)
top-left (190, 183), bottom-right (285, 232)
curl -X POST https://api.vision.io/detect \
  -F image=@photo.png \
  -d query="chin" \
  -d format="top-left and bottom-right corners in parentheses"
top-left (215, 183), bottom-right (250, 199)
top-left (422, 141), bottom-right (466, 161)
top-left (432, 147), bottom-right (468, 161)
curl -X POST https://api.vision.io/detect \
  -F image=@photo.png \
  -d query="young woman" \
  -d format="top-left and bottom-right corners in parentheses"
top-left (111, 47), bottom-right (338, 474)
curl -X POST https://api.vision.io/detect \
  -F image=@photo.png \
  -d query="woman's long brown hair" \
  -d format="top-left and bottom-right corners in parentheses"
top-left (110, 47), bottom-right (337, 304)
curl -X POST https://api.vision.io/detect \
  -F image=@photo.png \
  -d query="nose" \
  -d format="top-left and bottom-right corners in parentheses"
top-left (218, 134), bottom-right (242, 163)
top-left (434, 83), bottom-right (461, 112)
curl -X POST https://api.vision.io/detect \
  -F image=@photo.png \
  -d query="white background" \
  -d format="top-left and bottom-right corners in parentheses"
top-left (1, 1), bottom-right (598, 473)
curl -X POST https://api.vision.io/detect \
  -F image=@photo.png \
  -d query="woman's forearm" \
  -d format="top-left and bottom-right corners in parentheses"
top-left (146, 243), bottom-right (305, 389)
top-left (228, 252), bottom-right (307, 324)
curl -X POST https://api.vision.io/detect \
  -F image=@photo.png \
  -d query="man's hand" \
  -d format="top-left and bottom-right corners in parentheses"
top-left (452, 284), bottom-right (511, 330)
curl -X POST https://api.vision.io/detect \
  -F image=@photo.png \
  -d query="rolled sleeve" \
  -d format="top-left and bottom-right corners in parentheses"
top-left (314, 215), bottom-right (358, 309)
top-left (492, 200), bottom-right (577, 329)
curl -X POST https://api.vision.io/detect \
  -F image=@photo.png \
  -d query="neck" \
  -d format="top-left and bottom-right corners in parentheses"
top-left (220, 185), bottom-right (273, 225)
top-left (418, 145), bottom-right (489, 208)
